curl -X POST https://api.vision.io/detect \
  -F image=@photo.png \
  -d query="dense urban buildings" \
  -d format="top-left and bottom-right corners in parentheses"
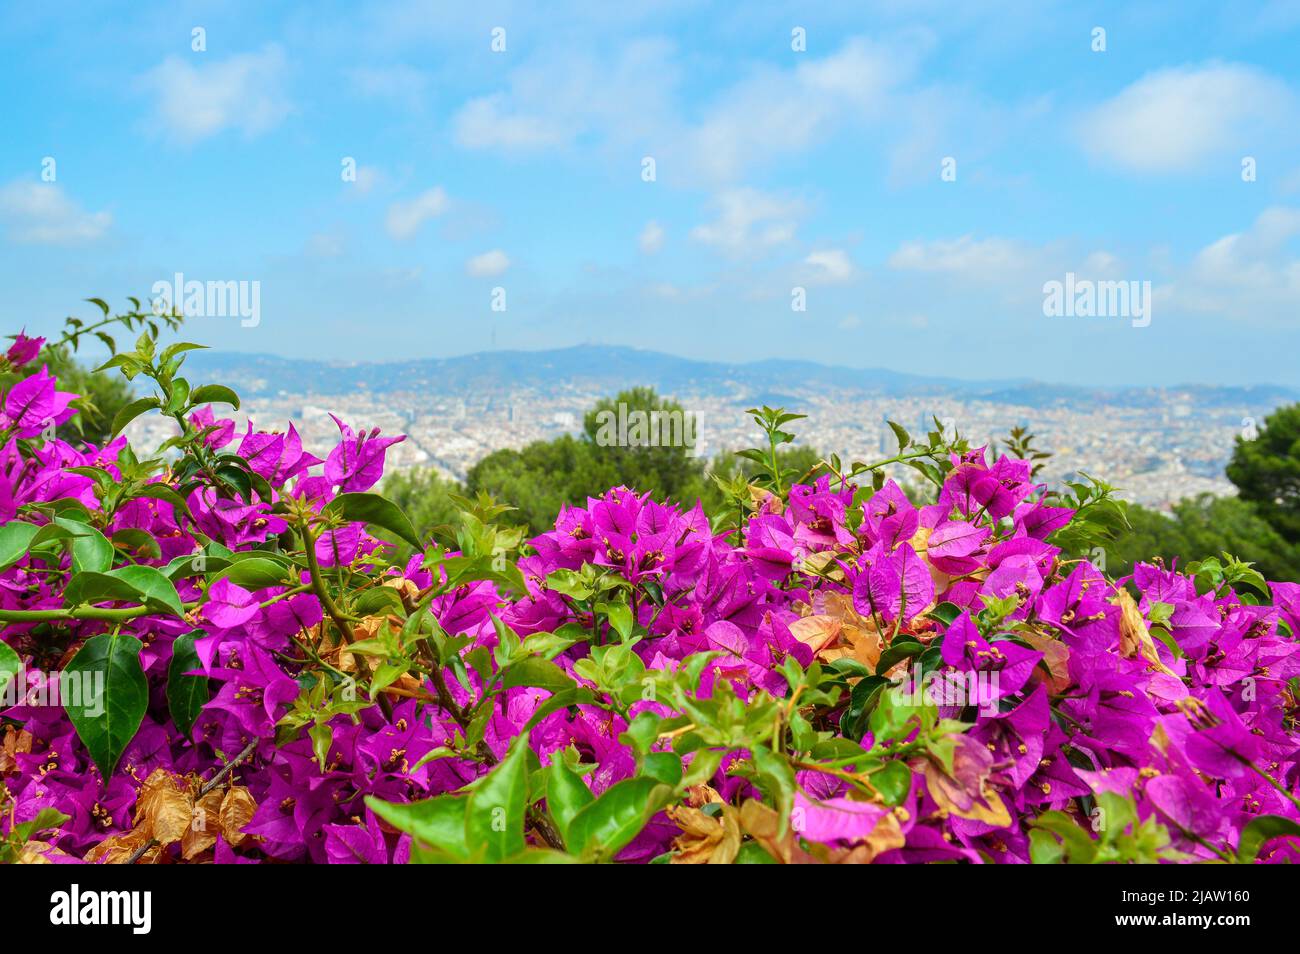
top-left (135, 351), bottom-right (1279, 509)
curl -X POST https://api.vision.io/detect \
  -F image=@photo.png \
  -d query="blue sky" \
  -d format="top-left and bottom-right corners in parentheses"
top-left (2, 0), bottom-right (1299, 386)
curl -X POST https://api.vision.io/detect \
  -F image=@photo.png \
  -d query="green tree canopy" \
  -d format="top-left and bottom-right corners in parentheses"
top-left (1109, 494), bottom-right (1300, 583)
top-left (466, 434), bottom-right (603, 536)
top-left (378, 466), bottom-right (464, 560)
top-left (465, 388), bottom-right (711, 535)
top-left (1226, 403), bottom-right (1300, 542)
top-left (581, 387), bottom-right (707, 500)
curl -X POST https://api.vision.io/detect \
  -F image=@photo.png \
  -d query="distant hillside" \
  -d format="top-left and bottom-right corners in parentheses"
top-left (186, 344), bottom-right (1300, 409)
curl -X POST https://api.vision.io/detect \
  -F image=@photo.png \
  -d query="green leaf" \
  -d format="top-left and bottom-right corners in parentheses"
top-left (501, 656), bottom-right (577, 694)
top-left (111, 397), bottom-right (161, 437)
top-left (365, 794), bottom-right (469, 859)
top-left (869, 686), bottom-right (934, 744)
top-left (163, 378), bottom-right (191, 415)
top-left (875, 638), bottom-right (924, 676)
top-left (871, 761), bottom-right (913, 806)
top-left (368, 662), bottom-right (408, 699)
top-left (63, 571), bottom-right (144, 607)
top-left (1028, 827), bottom-right (1066, 864)
top-left (62, 633), bottom-right (148, 779)
top-left (843, 675), bottom-right (888, 741)
top-left (679, 747), bottom-right (725, 788)
top-left (1030, 810), bottom-right (1098, 863)
top-left (189, 384), bottom-right (240, 410)
top-left (110, 528), bottom-right (162, 561)
top-left (93, 353), bottom-right (142, 376)
top-left (465, 732), bottom-right (531, 862)
top-left (13, 807), bottom-right (71, 843)
top-left (546, 758), bottom-right (594, 844)
top-left (29, 522), bottom-right (78, 549)
top-left (324, 492), bottom-right (422, 549)
top-left (565, 777), bottom-right (668, 860)
top-left (131, 483), bottom-right (189, 519)
top-left (735, 841), bottom-right (778, 863)
top-left (888, 421), bottom-right (911, 453)
top-left (545, 569), bottom-right (593, 600)
top-left (410, 746), bottom-right (455, 771)
top-left (641, 751), bottom-right (683, 787)
top-left (1237, 814), bottom-right (1300, 864)
top-left (0, 641), bottom-right (21, 700)
top-left (309, 723), bottom-right (333, 771)
top-left (215, 556), bottom-right (291, 590)
top-left (159, 342), bottom-right (207, 365)
top-left (55, 517), bottom-right (114, 574)
top-left (751, 746), bottom-right (796, 835)
top-left (215, 464), bottom-right (252, 500)
top-left (926, 601), bottom-right (963, 627)
top-left (619, 711), bottom-right (660, 757)
top-left (601, 602), bottom-right (634, 640)
top-left (353, 586), bottom-right (407, 617)
top-left (166, 631), bottom-right (208, 738)
top-left (520, 687), bottom-right (596, 733)
top-left (0, 522), bottom-right (39, 571)
top-left (107, 565), bottom-right (184, 616)
top-left (162, 548), bottom-right (232, 580)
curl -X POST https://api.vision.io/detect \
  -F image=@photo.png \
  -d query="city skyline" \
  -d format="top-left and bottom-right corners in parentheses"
top-left (125, 342), bottom-right (1281, 512)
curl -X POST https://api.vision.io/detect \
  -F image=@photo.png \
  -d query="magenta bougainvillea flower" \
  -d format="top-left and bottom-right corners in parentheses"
top-left (4, 332), bottom-right (45, 368)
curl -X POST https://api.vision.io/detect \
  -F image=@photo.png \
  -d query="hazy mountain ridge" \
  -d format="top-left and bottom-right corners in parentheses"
top-left (187, 345), bottom-right (1299, 408)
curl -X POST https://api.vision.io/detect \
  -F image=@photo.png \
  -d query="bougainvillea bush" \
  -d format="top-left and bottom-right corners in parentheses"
top-left (2, 302), bottom-right (1299, 865)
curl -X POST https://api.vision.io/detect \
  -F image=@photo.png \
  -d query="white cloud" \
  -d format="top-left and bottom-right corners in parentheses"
top-left (683, 37), bottom-right (912, 182)
top-left (885, 234), bottom-right (1130, 309)
top-left (0, 181), bottom-right (111, 245)
top-left (1076, 63), bottom-right (1294, 172)
top-left (352, 165), bottom-right (383, 195)
top-left (450, 36), bottom-right (917, 183)
top-left (804, 249), bottom-right (855, 283)
top-left (1081, 250), bottom-right (1122, 276)
top-left (1170, 206), bottom-right (1300, 321)
top-left (888, 235), bottom-right (1031, 278)
top-left (466, 249), bottom-right (510, 277)
top-left (347, 65), bottom-right (430, 110)
top-left (385, 187), bottom-right (449, 240)
top-left (454, 95), bottom-right (570, 150)
top-left (140, 45), bottom-right (292, 143)
top-left (690, 189), bottom-right (804, 259)
top-left (885, 212), bottom-right (1300, 328)
top-left (306, 232), bottom-right (345, 257)
top-left (639, 220), bottom-right (665, 254)
top-left (452, 40), bottom-right (675, 153)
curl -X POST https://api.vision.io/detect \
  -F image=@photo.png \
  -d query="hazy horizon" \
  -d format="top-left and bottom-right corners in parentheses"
top-left (184, 339), bottom-right (1299, 395)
